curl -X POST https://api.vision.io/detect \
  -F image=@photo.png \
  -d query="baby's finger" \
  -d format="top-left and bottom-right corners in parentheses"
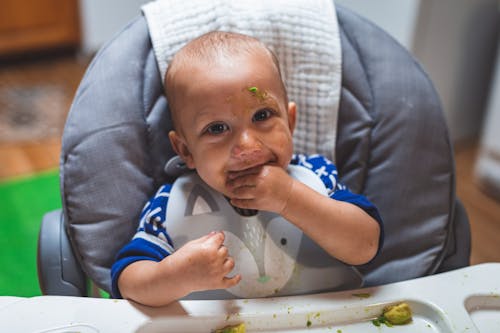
top-left (222, 274), bottom-right (241, 288)
top-left (218, 245), bottom-right (229, 258)
top-left (227, 166), bottom-right (261, 180)
top-left (222, 257), bottom-right (235, 273)
top-left (230, 198), bottom-right (255, 209)
top-left (227, 173), bottom-right (253, 185)
top-left (230, 186), bottom-right (257, 200)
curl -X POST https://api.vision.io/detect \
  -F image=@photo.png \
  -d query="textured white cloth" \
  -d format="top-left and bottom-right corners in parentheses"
top-left (142, 0), bottom-right (341, 161)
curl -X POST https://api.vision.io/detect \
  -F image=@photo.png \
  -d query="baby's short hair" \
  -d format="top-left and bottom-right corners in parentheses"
top-left (165, 31), bottom-right (287, 124)
top-left (169, 31), bottom-right (281, 69)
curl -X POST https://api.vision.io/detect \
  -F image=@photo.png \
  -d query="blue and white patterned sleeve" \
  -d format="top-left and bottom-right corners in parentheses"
top-left (110, 184), bottom-right (175, 298)
top-left (291, 154), bottom-right (384, 253)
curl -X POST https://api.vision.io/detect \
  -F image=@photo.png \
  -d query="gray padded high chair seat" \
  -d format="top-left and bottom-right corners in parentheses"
top-left (38, 4), bottom-right (470, 296)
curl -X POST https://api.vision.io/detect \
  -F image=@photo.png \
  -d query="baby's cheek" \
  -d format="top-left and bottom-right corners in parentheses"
top-left (275, 132), bottom-right (294, 164)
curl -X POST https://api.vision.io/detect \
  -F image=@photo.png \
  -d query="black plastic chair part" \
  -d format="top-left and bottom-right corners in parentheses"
top-left (37, 209), bottom-right (86, 296)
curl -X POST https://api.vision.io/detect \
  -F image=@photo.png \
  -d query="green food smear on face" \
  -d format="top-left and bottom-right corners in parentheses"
top-left (257, 275), bottom-right (271, 283)
top-left (247, 86), bottom-right (267, 101)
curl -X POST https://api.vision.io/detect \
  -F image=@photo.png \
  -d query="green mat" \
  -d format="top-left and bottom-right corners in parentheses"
top-left (0, 170), bottom-right (61, 297)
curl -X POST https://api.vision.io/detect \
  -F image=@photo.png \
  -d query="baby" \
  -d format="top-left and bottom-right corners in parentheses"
top-left (111, 31), bottom-right (383, 306)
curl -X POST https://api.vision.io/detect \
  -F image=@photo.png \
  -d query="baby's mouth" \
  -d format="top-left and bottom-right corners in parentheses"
top-left (227, 156), bottom-right (279, 180)
top-left (226, 164), bottom-right (264, 180)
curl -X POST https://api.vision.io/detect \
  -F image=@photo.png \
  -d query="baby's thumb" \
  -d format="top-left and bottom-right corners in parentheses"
top-left (206, 230), bottom-right (225, 245)
top-left (197, 230), bottom-right (224, 244)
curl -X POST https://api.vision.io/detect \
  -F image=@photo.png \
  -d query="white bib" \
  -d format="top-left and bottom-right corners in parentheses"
top-left (166, 165), bottom-right (362, 299)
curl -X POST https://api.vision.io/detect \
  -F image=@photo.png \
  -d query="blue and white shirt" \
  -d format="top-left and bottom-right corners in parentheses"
top-left (111, 154), bottom-right (383, 298)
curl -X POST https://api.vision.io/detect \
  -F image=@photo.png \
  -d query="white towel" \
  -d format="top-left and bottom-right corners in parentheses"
top-left (142, 0), bottom-right (341, 162)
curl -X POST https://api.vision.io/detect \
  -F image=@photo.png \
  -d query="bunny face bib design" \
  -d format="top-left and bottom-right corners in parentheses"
top-left (166, 165), bottom-right (363, 300)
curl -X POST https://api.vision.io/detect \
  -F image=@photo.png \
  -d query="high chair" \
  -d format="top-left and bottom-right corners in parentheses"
top-left (37, 2), bottom-right (470, 297)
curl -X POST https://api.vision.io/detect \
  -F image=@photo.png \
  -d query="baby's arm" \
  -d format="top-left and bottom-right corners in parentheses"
top-left (227, 161), bottom-right (380, 265)
top-left (279, 179), bottom-right (380, 265)
top-left (118, 231), bottom-right (240, 307)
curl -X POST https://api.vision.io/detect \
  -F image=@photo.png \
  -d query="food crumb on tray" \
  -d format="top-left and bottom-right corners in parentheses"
top-left (213, 322), bottom-right (246, 333)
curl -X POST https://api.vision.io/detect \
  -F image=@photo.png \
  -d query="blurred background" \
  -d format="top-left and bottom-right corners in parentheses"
top-left (0, 0), bottom-right (499, 297)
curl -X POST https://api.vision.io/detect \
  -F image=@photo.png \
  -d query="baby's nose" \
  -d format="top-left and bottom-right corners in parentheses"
top-left (231, 130), bottom-right (262, 158)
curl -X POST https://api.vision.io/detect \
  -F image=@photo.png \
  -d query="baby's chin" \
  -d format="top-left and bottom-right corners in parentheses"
top-left (199, 177), bottom-right (231, 197)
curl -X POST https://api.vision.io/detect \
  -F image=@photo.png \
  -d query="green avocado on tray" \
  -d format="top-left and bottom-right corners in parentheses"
top-left (372, 302), bottom-right (413, 326)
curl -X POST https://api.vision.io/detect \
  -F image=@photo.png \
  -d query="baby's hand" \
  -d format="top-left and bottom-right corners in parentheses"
top-left (226, 164), bottom-right (294, 213)
top-left (164, 231), bottom-right (241, 295)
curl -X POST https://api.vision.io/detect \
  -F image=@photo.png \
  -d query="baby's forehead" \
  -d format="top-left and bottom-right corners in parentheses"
top-left (168, 48), bottom-right (282, 94)
top-left (166, 32), bottom-right (287, 109)
top-left (173, 42), bottom-right (273, 70)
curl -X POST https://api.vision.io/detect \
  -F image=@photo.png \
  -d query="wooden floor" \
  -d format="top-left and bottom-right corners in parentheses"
top-left (0, 52), bottom-right (86, 179)
top-left (454, 142), bottom-right (500, 264)
top-left (1, 54), bottom-right (499, 266)
top-left (0, 138), bottom-right (61, 178)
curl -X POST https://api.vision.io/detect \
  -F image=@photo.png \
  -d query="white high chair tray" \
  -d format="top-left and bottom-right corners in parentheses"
top-left (1, 263), bottom-right (499, 332)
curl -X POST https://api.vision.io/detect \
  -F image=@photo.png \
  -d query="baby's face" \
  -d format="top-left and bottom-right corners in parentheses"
top-left (169, 50), bottom-right (296, 198)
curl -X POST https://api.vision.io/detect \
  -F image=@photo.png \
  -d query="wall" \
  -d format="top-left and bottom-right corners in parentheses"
top-left (412, 0), bottom-right (499, 142)
top-left (475, 36), bottom-right (500, 200)
top-left (80, 0), bottom-right (421, 55)
top-left (79, 0), bottom-right (149, 54)
top-left (335, 0), bottom-right (420, 50)
top-left (338, 0), bottom-right (499, 143)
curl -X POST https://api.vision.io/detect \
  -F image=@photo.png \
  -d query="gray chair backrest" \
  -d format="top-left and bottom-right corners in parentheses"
top-left (59, 6), bottom-right (469, 293)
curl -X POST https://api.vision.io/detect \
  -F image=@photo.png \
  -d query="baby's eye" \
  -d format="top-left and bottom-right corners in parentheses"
top-left (206, 123), bottom-right (229, 135)
top-left (253, 108), bottom-right (274, 122)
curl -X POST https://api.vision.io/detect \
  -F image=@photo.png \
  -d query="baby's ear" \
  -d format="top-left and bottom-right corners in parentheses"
top-left (168, 131), bottom-right (195, 169)
top-left (287, 102), bottom-right (297, 134)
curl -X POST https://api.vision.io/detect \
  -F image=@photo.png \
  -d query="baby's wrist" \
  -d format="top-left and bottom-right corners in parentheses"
top-left (278, 178), bottom-right (296, 216)
top-left (157, 254), bottom-right (191, 299)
